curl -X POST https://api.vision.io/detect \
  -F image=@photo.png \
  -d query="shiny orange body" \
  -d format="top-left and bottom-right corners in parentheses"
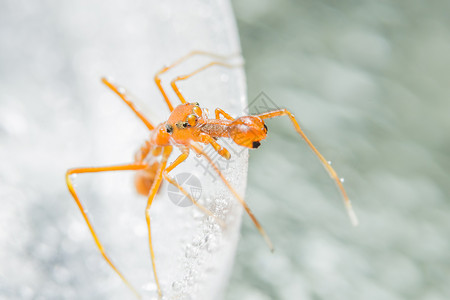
top-left (134, 103), bottom-right (268, 195)
top-left (66, 51), bottom-right (357, 299)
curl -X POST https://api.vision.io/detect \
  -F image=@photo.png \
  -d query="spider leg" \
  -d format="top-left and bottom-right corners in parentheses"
top-left (189, 142), bottom-right (274, 252)
top-left (155, 51), bottom-right (240, 111)
top-left (170, 61), bottom-right (243, 104)
top-left (162, 147), bottom-right (225, 227)
top-left (66, 163), bottom-right (148, 299)
top-left (198, 133), bottom-right (231, 160)
top-left (215, 108), bottom-right (235, 120)
top-left (256, 109), bottom-right (358, 226)
top-left (101, 78), bottom-right (154, 131)
top-left (144, 146), bottom-right (173, 298)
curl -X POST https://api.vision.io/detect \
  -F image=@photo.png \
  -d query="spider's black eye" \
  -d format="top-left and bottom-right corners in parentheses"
top-left (264, 124), bottom-right (268, 132)
top-left (165, 124), bottom-right (173, 134)
top-left (176, 121), bottom-right (189, 129)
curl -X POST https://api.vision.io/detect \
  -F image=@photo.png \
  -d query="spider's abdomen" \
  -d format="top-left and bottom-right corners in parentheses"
top-left (134, 162), bottom-right (161, 196)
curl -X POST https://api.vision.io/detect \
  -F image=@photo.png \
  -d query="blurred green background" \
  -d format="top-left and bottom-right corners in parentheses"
top-left (228, 1), bottom-right (450, 299)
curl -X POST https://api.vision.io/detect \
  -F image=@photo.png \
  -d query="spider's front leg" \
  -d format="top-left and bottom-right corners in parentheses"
top-left (101, 78), bottom-right (154, 131)
top-left (162, 146), bottom-right (225, 227)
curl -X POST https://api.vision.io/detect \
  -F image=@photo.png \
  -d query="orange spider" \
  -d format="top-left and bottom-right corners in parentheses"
top-left (66, 51), bottom-right (358, 299)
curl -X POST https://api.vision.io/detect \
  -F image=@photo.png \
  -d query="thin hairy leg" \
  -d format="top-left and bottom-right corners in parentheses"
top-left (162, 147), bottom-right (225, 227)
top-left (66, 163), bottom-right (148, 299)
top-left (257, 109), bottom-right (358, 226)
top-left (101, 77), bottom-right (154, 130)
top-left (170, 61), bottom-right (242, 104)
top-left (144, 146), bottom-right (173, 298)
top-left (189, 142), bottom-right (274, 252)
top-left (155, 51), bottom-right (240, 111)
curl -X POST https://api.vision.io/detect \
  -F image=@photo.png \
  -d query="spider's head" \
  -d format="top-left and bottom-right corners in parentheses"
top-left (164, 102), bottom-right (204, 143)
top-left (228, 116), bottom-right (268, 149)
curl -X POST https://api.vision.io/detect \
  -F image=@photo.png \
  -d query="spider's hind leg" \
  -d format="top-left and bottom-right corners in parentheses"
top-left (257, 109), bottom-right (358, 226)
top-left (66, 163), bottom-right (148, 299)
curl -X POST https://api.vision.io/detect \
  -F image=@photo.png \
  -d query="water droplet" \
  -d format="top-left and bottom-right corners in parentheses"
top-left (70, 174), bottom-right (77, 180)
top-left (185, 245), bottom-right (198, 258)
top-left (192, 236), bottom-right (203, 247)
top-left (118, 87), bottom-right (126, 94)
top-left (340, 177), bottom-right (345, 183)
top-left (206, 236), bottom-right (219, 253)
top-left (185, 271), bottom-right (196, 285)
top-left (141, 281), bottom-right (158, 292)
top-left (172, 280), bottom-right (183, 291)
top-left (206, 216), bottom-right (216, 225)
top-left (209, 223), bottom-right (221, 233)
top-left (327, 161), bottom-right (332, 165)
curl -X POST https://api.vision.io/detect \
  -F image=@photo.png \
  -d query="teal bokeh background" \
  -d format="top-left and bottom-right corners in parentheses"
top-left (228, 1), bottom-right (450, 299)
